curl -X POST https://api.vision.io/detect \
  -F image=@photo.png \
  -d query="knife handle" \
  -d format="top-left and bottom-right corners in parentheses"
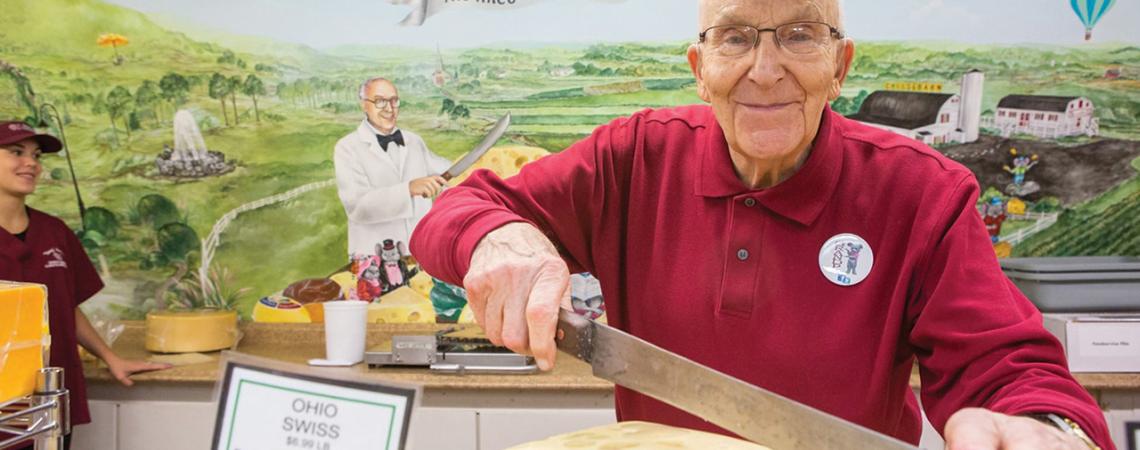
top-left (555, 308), bottom-right (595, 363)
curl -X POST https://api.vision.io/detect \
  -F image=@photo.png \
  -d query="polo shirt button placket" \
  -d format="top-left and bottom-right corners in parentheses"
top-left (719, 196), bottom-right (760, 317)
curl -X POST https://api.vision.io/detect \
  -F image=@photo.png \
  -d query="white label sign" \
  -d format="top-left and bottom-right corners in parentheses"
top-left (213, 362), bottom-right (416, 450)
top-left (1073, 323), bottom-right (1139, 358)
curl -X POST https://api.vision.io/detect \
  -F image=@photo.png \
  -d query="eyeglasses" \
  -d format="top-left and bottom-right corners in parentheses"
top-left (363, 96), bottom-right (400, 108)
top-left (699, 22), bottom-right (844, 57)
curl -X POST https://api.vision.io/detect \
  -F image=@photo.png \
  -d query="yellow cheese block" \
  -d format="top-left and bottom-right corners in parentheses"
top-left (329, 271), bottom-right (356, 299)
top-left (251, 296), bottom-right (312, 323)
top-left (993, 241), bottom-right (1013, 259)
top-left (0, 282), bottom-right (49, 403)
top-left (367, 286), bottom-right (436, 323)
top-left (508, 421), bottom-right (770, 450)
top-left (304, 303), bottom-right (325, 323)
top-left (408, 271), bottom-right (434, 299)
top-left (447, 145), bottom-right (550, 186)
top-left (457, 304), bottom-right (476, 324)
top-left (145, 309), bottom-right (239, 353)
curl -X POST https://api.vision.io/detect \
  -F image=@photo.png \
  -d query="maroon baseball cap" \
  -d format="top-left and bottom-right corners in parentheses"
top-left (0, 121), bottom-right (63, 153)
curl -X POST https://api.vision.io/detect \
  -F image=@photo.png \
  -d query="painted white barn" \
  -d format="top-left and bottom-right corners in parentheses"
top-left (849, 70), bottom-right (984, 145)
top-left (991, 95), bottom-right (1098, 138)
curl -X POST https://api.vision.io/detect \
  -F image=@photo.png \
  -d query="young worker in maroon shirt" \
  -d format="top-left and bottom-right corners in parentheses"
top-left (412, 1), bottom-right (1112, 448)
top-left (0, 120), bottom-right (170, 449)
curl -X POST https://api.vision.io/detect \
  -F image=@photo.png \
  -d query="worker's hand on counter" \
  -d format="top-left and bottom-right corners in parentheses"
top-left (464, 222), bottom-right (571, 372)
top-left (105, 355), bottom-right (173, 387)
top-left (944, 408), bottom-right (1089, 450)
top-left (409, 175), bottom-right (448, 198)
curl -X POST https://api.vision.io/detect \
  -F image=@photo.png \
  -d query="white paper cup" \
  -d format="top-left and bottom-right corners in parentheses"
top-left (322, 300), bottom-right (368, 364)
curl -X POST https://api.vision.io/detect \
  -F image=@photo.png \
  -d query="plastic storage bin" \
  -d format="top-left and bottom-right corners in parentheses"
top-left (1000, 257), bottom-right (1140, 312)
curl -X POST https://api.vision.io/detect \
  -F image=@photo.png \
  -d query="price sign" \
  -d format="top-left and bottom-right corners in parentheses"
top-left (212, 353), bottom-right (418, 450)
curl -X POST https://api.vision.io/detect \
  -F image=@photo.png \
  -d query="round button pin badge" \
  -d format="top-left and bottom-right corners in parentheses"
top-left (818, 233), bottom-right (874, 286)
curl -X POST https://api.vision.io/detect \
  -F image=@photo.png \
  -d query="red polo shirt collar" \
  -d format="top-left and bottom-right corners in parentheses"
top-left (696, 106), bottom-right (844, 227)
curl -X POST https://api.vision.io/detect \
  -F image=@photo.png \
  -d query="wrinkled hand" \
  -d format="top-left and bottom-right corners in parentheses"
top-left (409, 175), bottom-right (448, 198)
top-left (106, 356), bottom-right (173, 387)
top-left (945, 408), bottom-right (1088, 450)
top-left (464, 222), bottom-right (571, 371)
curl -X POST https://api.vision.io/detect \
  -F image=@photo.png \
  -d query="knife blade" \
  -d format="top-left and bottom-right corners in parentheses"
top-left (442, 112), bottom-right (511, 181)
top-left (555, 308), bottom-right (918, 450)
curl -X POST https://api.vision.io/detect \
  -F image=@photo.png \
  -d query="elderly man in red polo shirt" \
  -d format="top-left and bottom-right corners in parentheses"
top-left (410, 1), bottom-right (1111, 448)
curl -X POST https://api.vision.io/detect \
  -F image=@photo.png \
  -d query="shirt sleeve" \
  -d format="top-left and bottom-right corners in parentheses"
top-left (907, 175), bottom-right (1112, 449)
top-left (65, 229), bottom-right (104, 306)
top-left (410, 115), bottom-right (638, 285)
top-left (334, 140), bottom-right (414, 224)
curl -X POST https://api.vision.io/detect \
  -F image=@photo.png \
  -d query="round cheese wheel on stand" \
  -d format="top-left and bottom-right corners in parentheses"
top-left (508, 421), bottom-right (770, 449)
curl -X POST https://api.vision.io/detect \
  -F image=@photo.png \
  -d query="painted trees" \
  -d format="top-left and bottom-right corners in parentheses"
top-left (242, 74), bottom-right (266, 123)
top-left (209, 73), bottom-right (231, 126)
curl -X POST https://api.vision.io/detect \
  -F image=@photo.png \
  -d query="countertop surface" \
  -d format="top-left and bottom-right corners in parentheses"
top-left (85, 321), bottom-right (1140, 392)
top-left (84, 322), bottom-right (612, 391)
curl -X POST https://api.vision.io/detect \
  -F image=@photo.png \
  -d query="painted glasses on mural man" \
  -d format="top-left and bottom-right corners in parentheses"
top-left (0, 0), bottom-right (1134, 323)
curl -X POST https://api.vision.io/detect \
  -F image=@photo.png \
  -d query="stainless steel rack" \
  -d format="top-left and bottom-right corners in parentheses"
top-left (0, 368), bottom-right (69, 450)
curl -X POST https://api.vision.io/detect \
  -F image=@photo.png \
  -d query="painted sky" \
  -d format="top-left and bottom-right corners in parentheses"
top-left (104, 0), bottom-right (1140, 48)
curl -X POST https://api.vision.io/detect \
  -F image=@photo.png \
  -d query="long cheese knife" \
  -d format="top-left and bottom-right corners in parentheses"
top-left (441, 112), bottom-right (511, 181)
top-left (555, 308), bottom-right (919, 449)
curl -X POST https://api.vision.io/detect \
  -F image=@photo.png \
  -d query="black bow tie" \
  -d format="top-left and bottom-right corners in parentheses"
top-left (376, 130), bottom-right (404, 151)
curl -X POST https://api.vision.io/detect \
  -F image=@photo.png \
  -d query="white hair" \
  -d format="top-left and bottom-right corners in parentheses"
top-left (358, 77), bottom-right (391, 100)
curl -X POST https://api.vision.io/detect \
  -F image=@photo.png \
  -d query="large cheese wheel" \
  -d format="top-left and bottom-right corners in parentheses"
top-left (0, 282), bottom-right (48, 403)
top-left (447, 145), bottom-right (551, 186)
top-left (146, 309), bottom-right (239, 353)
top-left (251, 296), bottom-right (312, 323)
top-left (368, 286), bottom-right (436, 323)
top-left (508, 421), bottom-right (770, 449)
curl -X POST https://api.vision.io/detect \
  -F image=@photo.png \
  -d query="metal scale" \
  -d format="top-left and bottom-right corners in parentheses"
top-left (364, 328), bottom-right (537, 375)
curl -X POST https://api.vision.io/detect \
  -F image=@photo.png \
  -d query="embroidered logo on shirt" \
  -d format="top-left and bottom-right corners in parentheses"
top-left (43, 247), bottom-right (68, 269)
top-left (818, 234), bottom-right (873, 286)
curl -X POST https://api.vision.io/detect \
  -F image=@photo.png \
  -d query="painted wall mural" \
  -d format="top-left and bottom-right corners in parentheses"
top-left (1, 0), bottom-right (1137, 321)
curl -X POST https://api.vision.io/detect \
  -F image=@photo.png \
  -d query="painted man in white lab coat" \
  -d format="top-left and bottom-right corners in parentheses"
top-left (334, 77), bottom-right (451, 258)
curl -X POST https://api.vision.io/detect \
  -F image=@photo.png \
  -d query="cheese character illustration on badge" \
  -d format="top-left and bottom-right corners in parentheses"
top-left (819, 234), bottom-right (874, 286)
top-left (844, 243), bottom-right (863, 276)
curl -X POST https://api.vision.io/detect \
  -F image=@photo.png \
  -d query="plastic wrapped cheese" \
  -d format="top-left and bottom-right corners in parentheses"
top-left (508, 421), bottom-right (770, 450)
top-left (145, 309), bottom-right (239, 353)
top-left (368, 286), bottom-right (436, 323)
top-left (447, 145), bottom-right (551, 186)
top-left (0, 281), bottom-right (49, 403)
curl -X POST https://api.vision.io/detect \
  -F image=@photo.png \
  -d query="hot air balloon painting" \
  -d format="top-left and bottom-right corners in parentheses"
top-left (1070, 0), bottom-right (1116, 41)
